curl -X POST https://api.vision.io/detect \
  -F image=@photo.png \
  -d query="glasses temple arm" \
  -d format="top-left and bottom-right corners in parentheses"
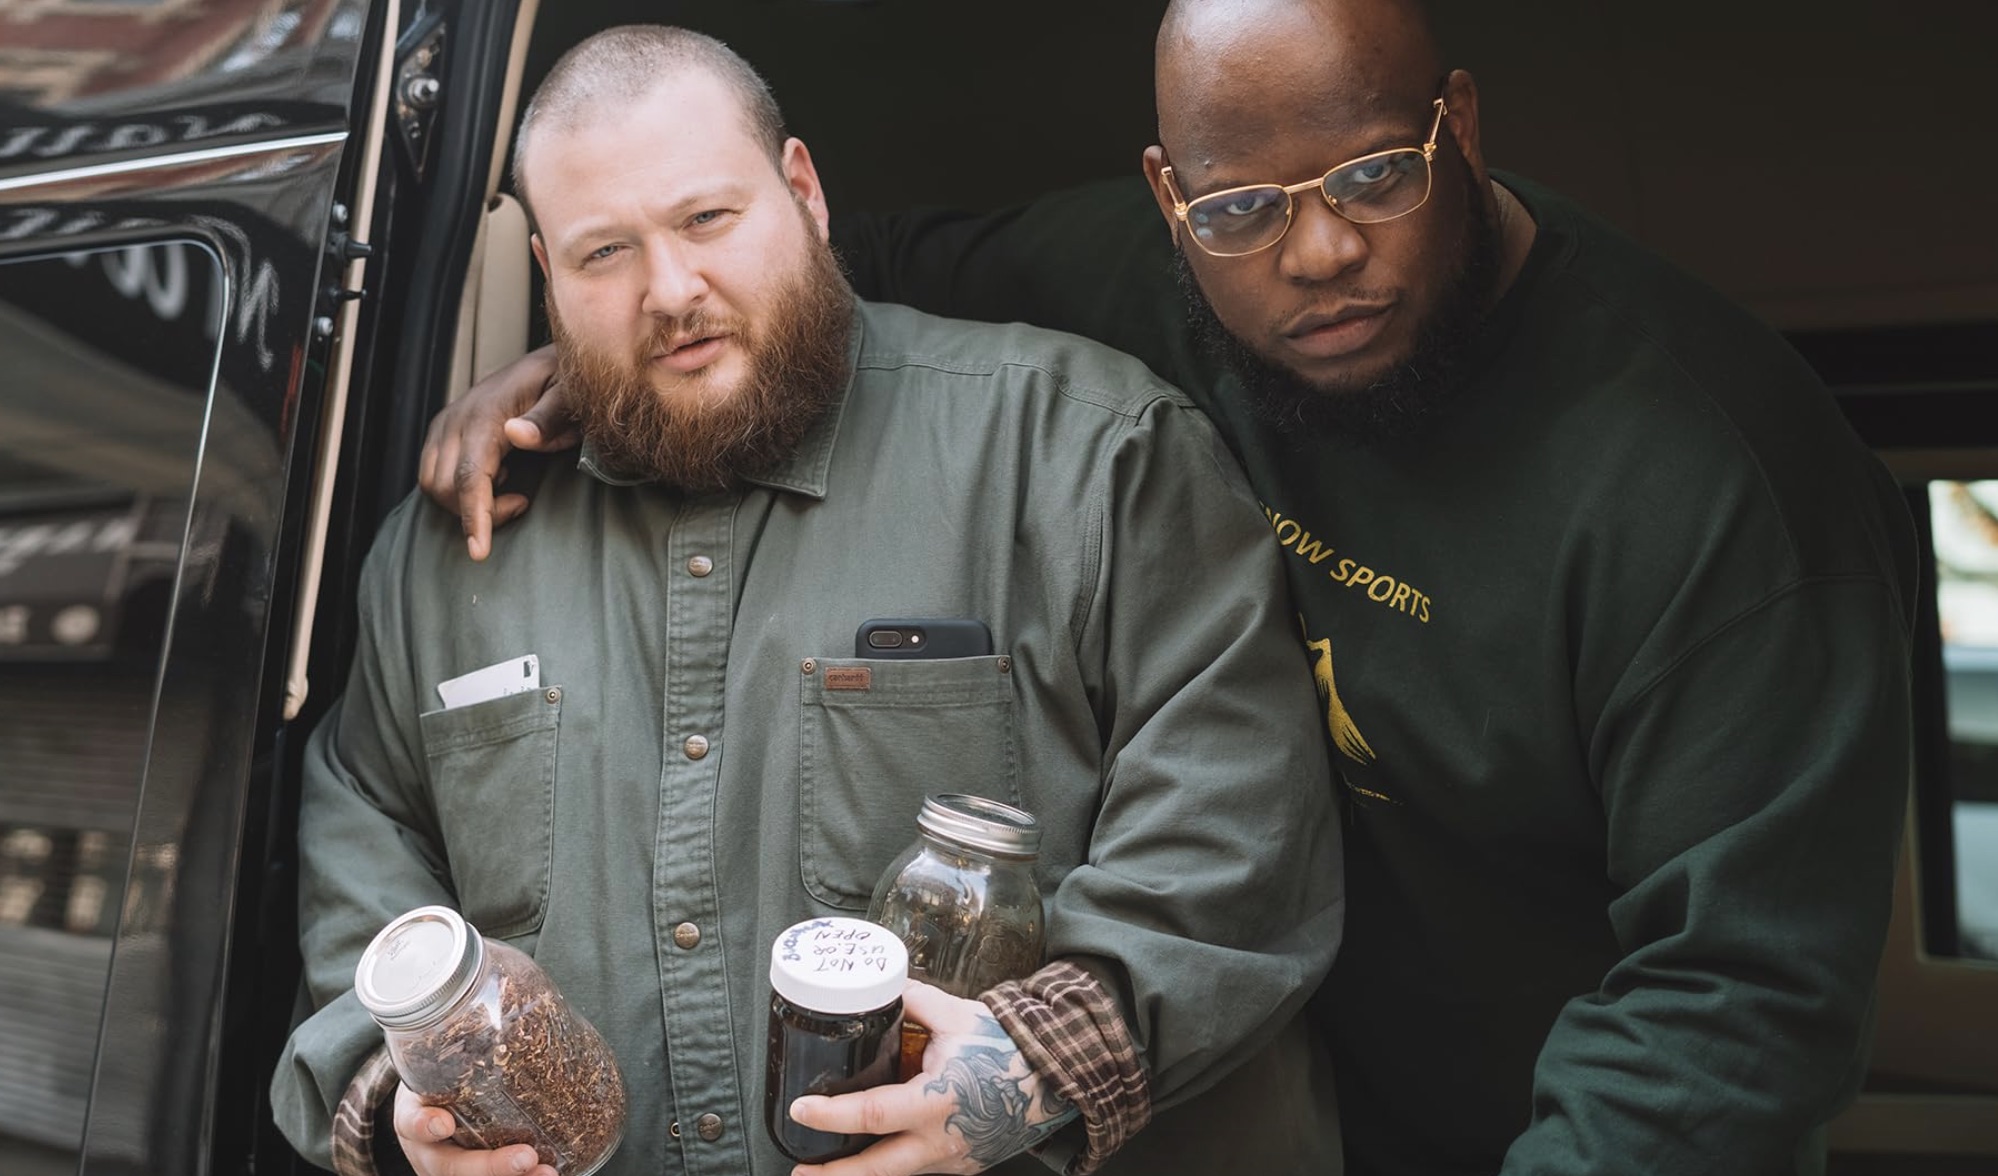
top-left (1159, 165), bottom-right (1190, 216)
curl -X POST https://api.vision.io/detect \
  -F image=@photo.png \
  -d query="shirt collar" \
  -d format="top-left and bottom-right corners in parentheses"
top-left (575, 303), bottom-right (865, 501)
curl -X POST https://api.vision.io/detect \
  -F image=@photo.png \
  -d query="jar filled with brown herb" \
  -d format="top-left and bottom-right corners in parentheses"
top-left (355, 906), bottom-right (626, 1176)
top-left (866, 794), bottom-right (1045, 998)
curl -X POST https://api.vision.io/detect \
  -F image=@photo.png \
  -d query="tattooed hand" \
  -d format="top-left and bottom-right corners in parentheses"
top-left (786, 980), bottom-right (1077, 1176)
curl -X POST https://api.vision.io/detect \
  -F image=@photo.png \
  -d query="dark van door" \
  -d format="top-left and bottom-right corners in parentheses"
top-left (0, 4), bottom-right (384, 1174)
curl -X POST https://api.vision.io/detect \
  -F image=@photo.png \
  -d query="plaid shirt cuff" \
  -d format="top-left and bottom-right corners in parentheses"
top-left (980, 960), bottom-right (1151, 1175)
top-left (330, 1045), bottom-right (400, 1176)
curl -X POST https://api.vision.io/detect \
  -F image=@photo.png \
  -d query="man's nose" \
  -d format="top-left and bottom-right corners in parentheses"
top-left (640, 241), bottom-right (711, 318)
top-left (1277, 195), bottom-right (1369, 284)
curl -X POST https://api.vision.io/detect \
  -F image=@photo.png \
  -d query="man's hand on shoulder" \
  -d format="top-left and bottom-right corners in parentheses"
top-left (786, 981), bottom-right (1077, 1176)
top-left (392, 1083), bottom-right (556, 1176)
top-left (418, 344), bottom-right (579, 561)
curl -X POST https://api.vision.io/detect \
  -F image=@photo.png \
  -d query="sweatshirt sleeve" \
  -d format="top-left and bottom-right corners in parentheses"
top-left (1501, 575), bottom-right (1912, 1175)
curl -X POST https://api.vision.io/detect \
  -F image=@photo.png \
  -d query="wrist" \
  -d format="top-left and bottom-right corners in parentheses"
top-left (980, 961), bottom-right (1151, 1175)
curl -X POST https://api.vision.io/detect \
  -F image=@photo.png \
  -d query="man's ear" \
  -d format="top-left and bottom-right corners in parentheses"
top-left (530, 233), bottom-right (551, 279)
top-left (1440, 68), bottom-right (1489, 186)
top-left (781, 137), bottom-right (831, 241)
top-left (1141, 146), bottom-right (1183, 247)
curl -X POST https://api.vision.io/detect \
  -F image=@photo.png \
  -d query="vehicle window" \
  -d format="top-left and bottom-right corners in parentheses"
top-left (1926, 480), bottom-right (1998, 962)
top-left (0, 241), bottom-right (222, 1176)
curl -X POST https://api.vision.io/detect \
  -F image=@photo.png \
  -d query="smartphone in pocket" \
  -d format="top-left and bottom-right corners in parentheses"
top-left (855, 618), bottom-right (993, 659)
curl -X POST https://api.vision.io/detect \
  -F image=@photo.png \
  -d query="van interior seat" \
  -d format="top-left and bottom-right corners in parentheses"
top-left (446, 191), bottom-right (533, 403)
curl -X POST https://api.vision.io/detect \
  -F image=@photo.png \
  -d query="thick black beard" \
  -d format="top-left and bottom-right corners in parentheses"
top-left (1175, 168), bottom-right (1499, 447)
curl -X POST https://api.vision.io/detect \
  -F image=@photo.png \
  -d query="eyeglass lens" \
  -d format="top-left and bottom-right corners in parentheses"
top-left (1186, 147), bottom-right (1433, 256)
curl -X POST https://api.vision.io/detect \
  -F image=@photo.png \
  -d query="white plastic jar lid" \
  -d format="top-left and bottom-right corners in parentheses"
top-left (769, 917), bottom-right (909, 1015)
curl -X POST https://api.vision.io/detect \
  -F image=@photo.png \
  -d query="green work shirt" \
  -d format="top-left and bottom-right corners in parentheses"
top-left (837, 176), bottom-right (1918, 1176)
top-left (271, 300), bottom-right (1345, 1176)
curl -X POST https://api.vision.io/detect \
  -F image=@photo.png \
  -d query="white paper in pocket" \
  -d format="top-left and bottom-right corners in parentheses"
top-left (436, 654), bottom-right (541, 710)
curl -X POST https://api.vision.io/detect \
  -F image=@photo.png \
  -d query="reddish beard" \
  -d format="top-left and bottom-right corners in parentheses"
top-left (550, 230), bottom-right (854, 491)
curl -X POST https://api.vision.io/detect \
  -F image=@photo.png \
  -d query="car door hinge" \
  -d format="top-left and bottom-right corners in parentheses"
top-left (393, 10), bottom-right (447, 180)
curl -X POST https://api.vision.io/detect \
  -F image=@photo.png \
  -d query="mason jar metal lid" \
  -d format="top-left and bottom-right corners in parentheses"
top-left (354, 905), bottom-right (485, 1030)
top-left (918, 793), bottom-right (1041, 859)
top-left (769, 917), bottom-right (908, 1015)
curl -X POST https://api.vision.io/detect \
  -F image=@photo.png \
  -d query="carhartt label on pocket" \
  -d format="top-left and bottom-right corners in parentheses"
top-left (824, 667), bottom-right (873, 691)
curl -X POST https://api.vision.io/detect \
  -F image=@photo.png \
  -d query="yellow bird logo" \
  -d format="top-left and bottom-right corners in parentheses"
top-left (1301, 620), bottom-right (1376, 766)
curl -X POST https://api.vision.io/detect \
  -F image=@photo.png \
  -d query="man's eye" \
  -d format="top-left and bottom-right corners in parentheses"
top-left (690, 209), bottom-right (729, 227)
top-left (1211, 189), bottom-right (1283, 218)
top-left (1335, 154), bottom-right (1420, 193)
top-left (1349, 160), bottom-right (1394, 184)
top-left (585, 244), bottom-right (620, 262)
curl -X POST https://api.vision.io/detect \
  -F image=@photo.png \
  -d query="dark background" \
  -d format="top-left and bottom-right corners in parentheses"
top-left (521, 0), bottom-right (1997, 336)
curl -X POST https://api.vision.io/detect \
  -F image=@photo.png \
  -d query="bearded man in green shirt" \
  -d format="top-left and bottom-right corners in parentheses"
top-left (273, 24), bottom-right (1346, 1176)
top-left (425, 1), bottom-right (1921, 1174)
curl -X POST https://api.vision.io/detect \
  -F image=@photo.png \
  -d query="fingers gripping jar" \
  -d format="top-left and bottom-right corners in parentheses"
top-left (866, 794), bottom-right (1045, 998)
top-left (355, 906), bottom-right (627, 1175)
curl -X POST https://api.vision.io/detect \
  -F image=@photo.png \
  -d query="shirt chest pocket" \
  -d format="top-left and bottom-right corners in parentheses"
top-left (417, 687), bottom-right (563, 938)
top-left (799, 655), bottom-right (1019, 910)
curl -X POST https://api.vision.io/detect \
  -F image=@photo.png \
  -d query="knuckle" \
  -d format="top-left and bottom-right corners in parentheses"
top-left (858, 1098), bottom-right (894, 1136)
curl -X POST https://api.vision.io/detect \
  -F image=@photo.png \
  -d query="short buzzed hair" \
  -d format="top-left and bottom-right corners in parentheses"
top-left (512, 25), bottom-right (787, 221)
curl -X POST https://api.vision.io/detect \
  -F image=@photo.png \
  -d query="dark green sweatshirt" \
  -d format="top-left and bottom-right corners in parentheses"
top-left (836, 174), bottom-right (1918, 1176)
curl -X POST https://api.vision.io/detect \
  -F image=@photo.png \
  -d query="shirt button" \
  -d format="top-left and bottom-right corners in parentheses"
top-left (687, 554), bottom-right (714, 577)
top-left (683, 734), bottom-right (710, 760)
top-left (695, 1113), bottom-right (723, 1142)
top-left (673, 922), bottom-right (701, 949)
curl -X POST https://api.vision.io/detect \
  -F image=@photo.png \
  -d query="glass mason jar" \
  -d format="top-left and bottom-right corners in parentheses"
top-left (866, 794), bottom-right (1045, 998)
top-left (354, 906), bottom-right (627, 1176)
top-left (765, 916), bottom-right (909, 1164)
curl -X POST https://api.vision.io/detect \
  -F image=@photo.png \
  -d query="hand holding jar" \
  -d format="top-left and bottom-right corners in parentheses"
top-left (393, 1083), bottom-right (555, 1176)
top-left (356, 906), bottom-right (627, 1176)
top-left (783, 979), bottom-right (1078, 1176)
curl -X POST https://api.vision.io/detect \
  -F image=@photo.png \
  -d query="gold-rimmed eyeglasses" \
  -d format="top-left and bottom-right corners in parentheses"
top-left (1161, 96), bottom-right (1449, 258)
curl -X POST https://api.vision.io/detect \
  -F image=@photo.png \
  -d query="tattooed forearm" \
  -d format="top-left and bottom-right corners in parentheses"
top-left (1036, 1079), bottom-right (1074, 1122)
top-left (923, 1014), bottom-right (1078, 1167)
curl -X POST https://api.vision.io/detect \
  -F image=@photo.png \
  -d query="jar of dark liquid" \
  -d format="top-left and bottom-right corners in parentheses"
top-left (765, 917), bottom-right (909, 1164)
top-left (867, 794), bottom-right (1045, 998)
top-left (354, 906), bottom-right (626, 1176)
